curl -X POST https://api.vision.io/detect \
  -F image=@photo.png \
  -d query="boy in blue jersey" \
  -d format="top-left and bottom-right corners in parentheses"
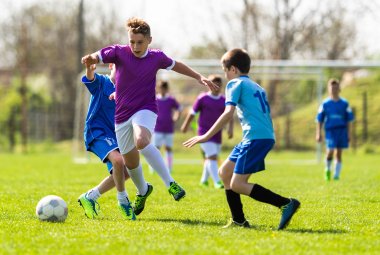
top-left (78, 63), bottom-right (136, 220)
top-left (184, 49), bottom-right (300, 230)
top-left (316, 78), bottom-right (354, 181)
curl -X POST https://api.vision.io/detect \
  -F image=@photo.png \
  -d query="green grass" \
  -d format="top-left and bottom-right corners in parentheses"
top-left (0, 149), bottom-right (379, 255)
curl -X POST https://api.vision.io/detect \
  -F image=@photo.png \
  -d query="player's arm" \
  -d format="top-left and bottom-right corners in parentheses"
top-left (172, 61), bottom-right (219, 93)
top-left (85, 64), bottom-right (96, 81)
top-left (173, 109), bottom-right (181, 122)
top-left (227, 116), bottom-right (234, 139)
top-left (316, 122), bottom-right (323, 142)
top-left (183, 105), bottom-right (235, 147)
top-left (180, 109), bottom-right (195, 133)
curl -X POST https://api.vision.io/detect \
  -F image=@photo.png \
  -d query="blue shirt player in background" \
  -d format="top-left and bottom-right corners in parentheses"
top-left (78, 62), bottom-right (136, 220)
top-left (316, 78), bottom-right (354, 181)
top-left (184, 48), bottom-right (300, 230)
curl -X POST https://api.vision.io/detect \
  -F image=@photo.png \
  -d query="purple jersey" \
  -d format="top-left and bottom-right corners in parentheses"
top-left (193, 93), bottom-right (226, 144)
top-left (99, 45), bottom-right (174, 124)
top-left (155, 95), bottom-right (180, 133)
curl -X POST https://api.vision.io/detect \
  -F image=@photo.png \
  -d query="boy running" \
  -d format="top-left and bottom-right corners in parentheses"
top-left (181, 75), bottom-right (232, 189)
top-left (81, 17), bottom-right (218, 215)
top-left (184, 49), bottom-right (300, 230)
top-left (316, 78), bottom-right (354, 181)
top-left (78, 63), bottom-right (135, 220)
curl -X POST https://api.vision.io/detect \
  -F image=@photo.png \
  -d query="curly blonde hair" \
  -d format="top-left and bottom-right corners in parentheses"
top-left (126, 17), bottom-right (151, 37)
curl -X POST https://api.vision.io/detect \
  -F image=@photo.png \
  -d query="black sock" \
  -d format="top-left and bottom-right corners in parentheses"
top-left (249, 184), bottom-right (290, 208)
top-left (225, 189), bottom-right (246, 223)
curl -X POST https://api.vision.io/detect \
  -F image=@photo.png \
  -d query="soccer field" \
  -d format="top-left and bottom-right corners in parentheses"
top-left (0, 150), bottom-right (379, 255)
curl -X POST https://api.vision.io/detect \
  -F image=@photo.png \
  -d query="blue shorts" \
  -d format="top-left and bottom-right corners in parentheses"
top-left (229, 139), bottom-right (275, 174)
top-left (325, 127), bottom-right (349, 149)
top-left (88, 136), bottom-right (119, 173)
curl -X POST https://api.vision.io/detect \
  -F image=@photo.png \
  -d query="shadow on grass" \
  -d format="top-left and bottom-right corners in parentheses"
top-left (142, 217), bottom-right (270, 231)
top-left (284, 228), bottom-right (348, 234)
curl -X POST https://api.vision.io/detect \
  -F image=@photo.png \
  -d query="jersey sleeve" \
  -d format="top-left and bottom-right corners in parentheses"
top-left (99, 45), bottom-right (118, 64)
top-left (82, 73), bottom-right (102, 95)
top-left (157, 50), bottom-right (175, 70)
top-left (225, 79), bottom-right (241, 106)
top-left (316, 104), bottom-right (325, 123)
top-left (173, 98), bottom-right (181, 110)
top-left (346, 103), bottom-right (354, 122)
top-left (192, 95), bottom-right (202, 114)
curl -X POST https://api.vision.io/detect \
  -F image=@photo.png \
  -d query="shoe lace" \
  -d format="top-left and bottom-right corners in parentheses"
top-left (169, 183), bottom-right (181, 194)
top-left (121, 203), bottom-right (133, 216)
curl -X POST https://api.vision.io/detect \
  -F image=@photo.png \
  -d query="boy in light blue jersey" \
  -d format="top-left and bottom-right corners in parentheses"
top-left (78, 63), bottom-right (135, 220)
top-left (316, 78), bottom-right (354, 181)
top-left (184, 49), bottom-right (300, 230)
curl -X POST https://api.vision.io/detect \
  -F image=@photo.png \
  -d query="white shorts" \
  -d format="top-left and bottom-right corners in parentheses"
top-left (115, 110), bottom-right (157, 155)
top-left (153, 132), bottom-right (174, 148)
top-left (200, 142), bottom-right (221, 158)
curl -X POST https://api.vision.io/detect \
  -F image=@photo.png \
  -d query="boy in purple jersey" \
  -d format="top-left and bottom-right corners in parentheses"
top-left (153, 81), bottom-right (182, 173)
top-left (316, 78), bottom-right (354, 181)
top-left (181, 75), bottom-right (233, 189)
top-left (82, 17), bottom-right (218, 216)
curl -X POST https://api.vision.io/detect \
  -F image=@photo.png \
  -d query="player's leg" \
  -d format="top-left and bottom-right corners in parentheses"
top-left (134, 110), bottom-right (185, 201)
top-left (219, 158), bottom-right (249, 228)
top-left (78, 138), bottom-right (120, 218)
top-left (199, 148), bottom-right (209, 186)
top-left (334, 148), bottom-right (343, 180)
top-left (325, 129), bottom-right (336, 181)
top-left (164, 133), bottom-right (174, 172)
top-left (201, 142), bottom-right (223, 189)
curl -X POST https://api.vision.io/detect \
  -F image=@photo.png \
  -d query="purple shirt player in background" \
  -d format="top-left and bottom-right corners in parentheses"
top-left (153, 81), bottom-right (182, 173)
top-left (181, 75), bottom-right (233, 189)
top-left (81, 17), bottom-right (219, 217)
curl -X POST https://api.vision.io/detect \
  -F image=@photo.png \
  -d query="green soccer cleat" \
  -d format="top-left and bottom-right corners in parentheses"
top-left (118, 202), bottom-right (136, 220)
top-left (168, 182), bottom-right (186, 201)
top-left (199, 180), bottom-right (209, 187)
top-left (222, 218), bottom-right (250, 229)
top-left (133, 183), bottom-right (153, 215)
top-left (278, 198), bottom-right (300, 230)
top-left (214, 180), bottom-right (224, 189)
top-left (78, 193), bottom-right (100, 219)
top-left (325, 170), bottom-right (331, 181)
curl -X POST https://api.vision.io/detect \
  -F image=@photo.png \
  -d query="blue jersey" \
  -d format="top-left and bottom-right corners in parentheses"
top-left (316, 98), bottom-right (354, 130)
top-left (82, 73), bottom-right (116, 150)
top-left (225, 75), bottom-right (275, 141)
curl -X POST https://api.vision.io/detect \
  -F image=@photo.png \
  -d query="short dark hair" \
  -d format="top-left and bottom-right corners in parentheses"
top-left (126, 17), bottom-right (151, 37)
top-left (158, 80), bottom-right (169, 89)
top-left (208, 74), bottom-right (222, 84)
top-left (328, 78), bottom-right (340, 87)
top-left (221, 48), bottom-right (251, 74)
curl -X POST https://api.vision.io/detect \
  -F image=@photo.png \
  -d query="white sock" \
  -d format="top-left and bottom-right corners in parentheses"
top-left (334, 161), bottom-right (342, 178)
top-left (166, 151), bottom-right (173, 172)
top-left (326, 159), bottom-right (333, 171)
top-left (207, 159), bottom-right (221, 183)
top-left (86, 187), bottom-right (101, 201)
top-left (127, 164), bottom-right (148, 195)
top-left (140, 143), bottom-right (174, 187)
top-left (117, 190), bottom-right (129, 205)
top-left (200, 160), bottom-right (209, 183)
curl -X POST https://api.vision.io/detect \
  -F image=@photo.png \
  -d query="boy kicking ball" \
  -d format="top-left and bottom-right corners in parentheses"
top-left (183, 48), bottom-right (300, 230)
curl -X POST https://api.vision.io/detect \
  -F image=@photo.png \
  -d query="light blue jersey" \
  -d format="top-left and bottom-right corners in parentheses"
top-left (82, 73), bottom-right (116, 150)
top-left (225, 75), bottom-right (275, 141)
top-left (316, 98), bottom-right (354, 130)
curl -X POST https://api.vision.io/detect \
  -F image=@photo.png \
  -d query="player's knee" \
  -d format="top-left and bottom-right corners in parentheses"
top-left (111, 159), bottom-right (124, 172)
top-left (135, 137), bottom-right (150, 150)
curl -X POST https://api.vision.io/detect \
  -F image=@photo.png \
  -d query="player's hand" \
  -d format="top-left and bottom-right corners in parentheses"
top-left (227, 129), bottom-right (233, 139)
top-left (200, 77), bottom-right (219, 93)
top-left (81, 54), bottom-right (98, 66)
top-left (109, 92), bottom-right (115, 100)
top-left (183, 135), bottom-right (207, 148)
top-left (316, 134), bottom-right (322, 143)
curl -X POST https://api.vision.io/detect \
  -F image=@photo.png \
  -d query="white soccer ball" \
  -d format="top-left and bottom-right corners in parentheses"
top-left (36, 195), bottom-right (68, 222)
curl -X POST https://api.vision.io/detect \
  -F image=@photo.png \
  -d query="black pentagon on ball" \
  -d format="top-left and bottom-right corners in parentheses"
top-left (49, 199), bottom-right (59, 207)
top-left (48, 215), bottom-right (59, 222)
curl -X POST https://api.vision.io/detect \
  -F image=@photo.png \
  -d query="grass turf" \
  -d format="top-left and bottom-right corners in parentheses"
top-left (0, 150), bottom-right (379, 254)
